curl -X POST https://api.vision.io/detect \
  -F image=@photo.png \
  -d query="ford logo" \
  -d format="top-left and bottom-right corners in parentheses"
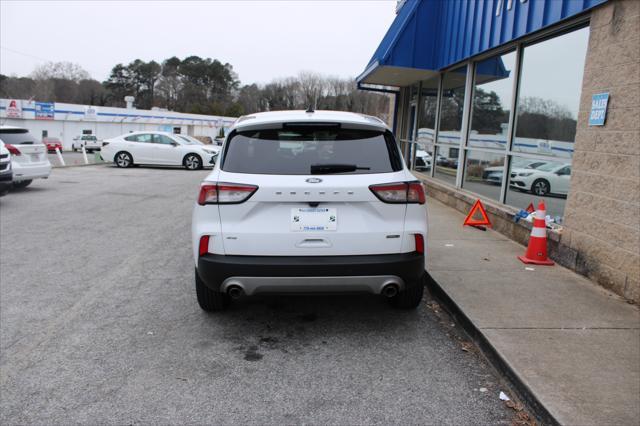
top-left (305, 178), bottom-right (322, 183)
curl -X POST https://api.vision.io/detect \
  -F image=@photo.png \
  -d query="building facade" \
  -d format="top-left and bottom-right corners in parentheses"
top-left (359, 0), bottom-right (639, 302)
top-left (0, 99), bottom-right (236, 150)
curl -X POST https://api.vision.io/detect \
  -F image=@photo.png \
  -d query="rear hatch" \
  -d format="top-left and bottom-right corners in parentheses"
top-left (213, 125), bottom-right (411, 256)
top-left (0, 128), bottom-right (48, 166)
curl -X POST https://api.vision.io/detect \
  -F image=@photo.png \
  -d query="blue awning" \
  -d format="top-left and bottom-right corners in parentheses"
top-left (357, 0), bottom-right (439, 88)
top-left (357, 0), bottom-right (607, 89)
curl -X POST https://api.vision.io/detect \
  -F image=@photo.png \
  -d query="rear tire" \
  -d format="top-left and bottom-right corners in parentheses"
top-left (12, 180), bottom-right (33, 189)
top-left (195, 268), bottom-right (230, 312)
top-left (389, 276), bottom-right (425, 309)
top-left (115, 151), bottom-right (133, 168)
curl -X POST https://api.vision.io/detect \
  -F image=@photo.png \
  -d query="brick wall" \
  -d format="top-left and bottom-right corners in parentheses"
top-left (563, 0), bottom-right (640, 302)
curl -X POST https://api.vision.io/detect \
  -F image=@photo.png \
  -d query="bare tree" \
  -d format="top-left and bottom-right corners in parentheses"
top-left (30, 61), bottom-right (91, 82)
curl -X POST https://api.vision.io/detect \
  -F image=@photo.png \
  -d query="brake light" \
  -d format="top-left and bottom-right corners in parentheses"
top-left (369, 181), bottom-right (425, 204)
top-left (414, 234), bottom-right (424, 254)
top-left (407, 181), bottom-right (426, 204)
top-left (197, 182), bottom-right (258, 205)
top-left (199, 235), bottom-right (210, 256)
top-left (5, 144), bottom-right (21, 156)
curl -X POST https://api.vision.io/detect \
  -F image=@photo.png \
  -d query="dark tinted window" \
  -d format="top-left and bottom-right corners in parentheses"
top-left (222, 127), bottom-right (401, 175)
top-left (0, 128), bottom-right (39, 145)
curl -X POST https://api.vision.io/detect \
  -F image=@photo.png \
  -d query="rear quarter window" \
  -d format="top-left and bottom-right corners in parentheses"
top-left (222, 126), bottom-right (402, 175)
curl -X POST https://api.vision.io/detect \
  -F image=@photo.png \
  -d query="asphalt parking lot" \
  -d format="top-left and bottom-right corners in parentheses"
top-left (1, 165), bottom-right (515, 424)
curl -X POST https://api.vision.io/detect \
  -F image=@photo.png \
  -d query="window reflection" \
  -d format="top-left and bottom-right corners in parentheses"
top-left (437, 66), bottom-right (467, 146)
top-left (506, 156), bottom-right (571, 220)
top-left (468, 51), bottom-right (516, 150)
top-left (514, 27), bottom-right (589, 159)
top-left (462, 150), bottom-right (505, 201)
top-left (415, 77), bottom-right (439, 173)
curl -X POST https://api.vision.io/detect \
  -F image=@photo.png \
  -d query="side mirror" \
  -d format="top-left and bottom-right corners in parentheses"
top-left (210, 153), bottom-right (219, 165)
top-left (171, 141), bottom-right (179, 147)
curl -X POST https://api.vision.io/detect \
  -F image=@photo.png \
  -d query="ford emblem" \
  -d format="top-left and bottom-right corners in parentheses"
top-left (305, 178), bottom-right (323, 183)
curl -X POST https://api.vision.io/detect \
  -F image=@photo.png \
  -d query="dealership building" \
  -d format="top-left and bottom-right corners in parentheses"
top-left (0, 98), bottom-right (236, 150)
top-left (359, 0), bottom-right (639, 301)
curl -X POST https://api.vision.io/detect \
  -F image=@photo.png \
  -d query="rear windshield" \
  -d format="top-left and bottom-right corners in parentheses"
top-left (222, 126), bottom-right (402, 175)
top-left (0, 129), bottom-right (40, 145)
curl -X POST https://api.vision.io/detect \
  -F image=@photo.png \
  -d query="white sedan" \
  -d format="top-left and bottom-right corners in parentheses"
top-left (509, 162), bottom-right (571, 196)
top-left (101, 131), bottom-right (219, 170)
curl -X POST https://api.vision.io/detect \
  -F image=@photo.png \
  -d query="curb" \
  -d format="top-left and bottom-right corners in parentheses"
top-left (52, 162), bottom-right (106, 169)
top-left (425, 272), bottom-right (559, 426)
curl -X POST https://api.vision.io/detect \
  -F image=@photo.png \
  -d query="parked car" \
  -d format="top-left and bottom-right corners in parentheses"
top-left (191, 110), bottom-right (427, 311)
top-left (72, 135), bottom-right (101, 153)
top-left (101, 131), bottom-right (219, 169)
top-left (509, 162), bottom-right (570, 196)
top-left (193, 135), bottom-right (213, 145)
top-left (0, 126), bottom-right (52, 189)
top-left (414, 149), bottom-right (432, 172)
top-left (43, 137), bottom-right (63, 153)
top-left (482, 159), bottom-right (549, 185)
top-left (0, 140), bottom-right (12, 196)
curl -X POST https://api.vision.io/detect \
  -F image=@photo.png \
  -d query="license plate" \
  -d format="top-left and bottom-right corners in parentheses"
top-left (291, 208), bottom-right (337, 231)
top-left (30, 153), bottom-right (40, 161)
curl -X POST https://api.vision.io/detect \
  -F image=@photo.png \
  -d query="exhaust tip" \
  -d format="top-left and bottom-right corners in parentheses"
top-left (382, 284), bottom-right (399, 298)
top-left (227, 285), bottom-right (244, 299)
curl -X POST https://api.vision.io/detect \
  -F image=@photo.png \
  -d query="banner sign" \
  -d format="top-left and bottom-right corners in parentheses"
top-left (589, 93), bottom-right (609, 126)
top-left (35, 102), bottom-right (54, 120)
top-left (6, 99), bottom-right (22, 118)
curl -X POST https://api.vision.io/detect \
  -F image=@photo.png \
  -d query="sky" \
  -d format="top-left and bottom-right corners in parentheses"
top-left (0, 0), bottom-right (397, 85)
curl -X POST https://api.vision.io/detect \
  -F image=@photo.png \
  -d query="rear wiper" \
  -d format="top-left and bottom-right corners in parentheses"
top-left (310, 164), bottom-right (371, 174)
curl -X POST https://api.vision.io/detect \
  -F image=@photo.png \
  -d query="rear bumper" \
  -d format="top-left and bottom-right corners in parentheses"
top-left (11, 161), bottom-right (51, 181)
top-left (197, 252), bottom-right (425, 295)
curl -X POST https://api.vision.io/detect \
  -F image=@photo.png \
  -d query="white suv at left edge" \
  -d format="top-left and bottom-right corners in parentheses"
top-left (101, 131), bottom-right (219, 170)
top-left (0, 126), bottom-right (52, 189)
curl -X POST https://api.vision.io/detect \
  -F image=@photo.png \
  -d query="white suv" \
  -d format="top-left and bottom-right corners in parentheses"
top-left (191, 110), bottom-right (428, 311)
top-left (0, 126), bottom-right (51, 189)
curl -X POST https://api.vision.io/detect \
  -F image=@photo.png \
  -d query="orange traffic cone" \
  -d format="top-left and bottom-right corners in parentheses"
top-left (518, 201), bottom-right (554, 266)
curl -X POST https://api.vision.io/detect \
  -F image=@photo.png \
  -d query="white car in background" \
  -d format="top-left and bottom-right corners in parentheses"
top-left (72, 135), bottom-right (102, 153)
top-left (192, 110), bottom-right (427, 311)
top-left (0, 140), bottom-right (12, 196)
top-left (0, 126), bottom-right (52, 189)
top-left (509, 162), bottom-right (571, 196)
top-left (482, 159), bottom-right (550, 185)
top-left (101, 131), bottom-right (219, 170)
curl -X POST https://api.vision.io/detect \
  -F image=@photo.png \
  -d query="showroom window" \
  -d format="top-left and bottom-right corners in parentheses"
top-left (400, 24), bottom-right (589, 222)
top-left (506, 27), bottom-right (589, 220)
top-left (414, 76), bottom-right (440, 174)
top-left (461, 50), bottom-right (516, 200)
top-left (434, 65), bottom-right (467, 186)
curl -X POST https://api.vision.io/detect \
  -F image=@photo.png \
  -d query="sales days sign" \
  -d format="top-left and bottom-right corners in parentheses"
top-left (589, 93), bottom-right (609, 126)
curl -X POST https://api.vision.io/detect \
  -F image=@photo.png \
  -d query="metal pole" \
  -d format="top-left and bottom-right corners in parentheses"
top-left (55, 147), bottom-right (65, 167)
top-left (81, 145), bottom-right (89, 164)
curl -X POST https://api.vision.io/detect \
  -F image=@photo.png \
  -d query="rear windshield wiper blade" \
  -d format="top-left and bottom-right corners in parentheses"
top-left (310, 164), bottom-right (371, 174)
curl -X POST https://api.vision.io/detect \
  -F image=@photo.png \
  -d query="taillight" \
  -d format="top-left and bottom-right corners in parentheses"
top-left (5, 144), bottom-right (21, 156)
top-left (199, 235), bottom-right (210, 256)
top-left (414, 234), bottom-right (424, 254)
top-left (407, 181), bottom-right (426, 204)
top-left (197, 182), bottom-right (258, 205)
top-left (369, 181), bottom-right (425, 204)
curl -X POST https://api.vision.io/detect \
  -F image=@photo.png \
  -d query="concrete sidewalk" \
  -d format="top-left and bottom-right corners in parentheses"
top-left (426, 198), bottom-right (640, 426)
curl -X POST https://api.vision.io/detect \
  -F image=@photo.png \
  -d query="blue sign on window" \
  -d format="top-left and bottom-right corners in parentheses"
top-left (589, 93), bottom-right (609, 126)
